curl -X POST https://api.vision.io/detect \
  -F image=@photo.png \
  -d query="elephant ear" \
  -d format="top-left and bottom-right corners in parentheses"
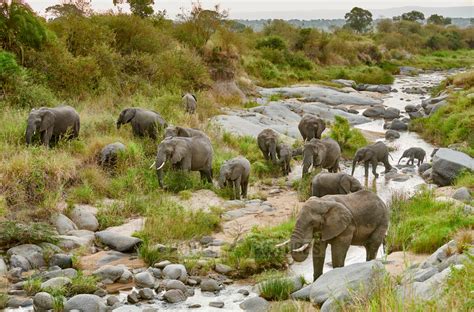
top-left (316, 120), bottom-right (325, 138)
top-left (321, 202), bottom-right (352, 241)
top-left (191, 94), bottom-right (197, 102)
top-left (361, 149), bottom-right (375, 162)
top-left (338, 175), bottom-right (351, 194)
top-left (170, 139), bottom-right (188, 164)
top-left (177, 127), bottom-right (191, 137)
top-left (121, 108), bottom-right (136, 123)
top-left (39, 110), bottom-right (55, 131)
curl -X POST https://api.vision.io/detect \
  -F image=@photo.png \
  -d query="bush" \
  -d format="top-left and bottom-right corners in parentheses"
top-left (67, 271), bottom-right (98, 296)
top-left (24, 277), bottom-right (43, 296)
top-left (256, 36), bottom-right (287, 50)
top-left (137, 238), bottom-right (180, 266)
top-left (0, 221), bottom-right (58, 249)
top-left (258, 273), bottom-right (304, 301)
top-left (328, 116), bottom-right (368, 158)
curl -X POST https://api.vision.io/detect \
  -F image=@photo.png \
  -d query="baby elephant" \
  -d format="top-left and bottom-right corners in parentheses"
top-left (312, 173), bottom-right (363, 197)
top-left (257, 128), bottom-right (279, 163)
top-left (99, 142), bottom-right (125, 168)
top-left (398, 147), bottom-right (426, 166)
top-left (182, 93), bottom-right (197, 114)
top-left (277, 144), bottom-right (292, 175)
top-left (218, 157), bottom-right (250, 199)
top-left (117, 107), bottom-right (167, 139)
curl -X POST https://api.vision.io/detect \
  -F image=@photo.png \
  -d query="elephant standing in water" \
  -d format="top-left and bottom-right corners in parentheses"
top-left (218, 157), bottom-right (250, 200)
top-left (352, 141), bottom-right (392, 178)
top-left (154, 136), bottom-right (213, 188)
top-left (117, 107), bottom-right (167, 139)
top-left (302, 138), bottom-right (341, 177)
top-left (312, 172), bottom-right (362, 197)
top-left (283, 190), bottom-right (389, 281)
top-left (298, 114), bottom-right (326, 141)
top-left (398, 147), bottom-right (426, 166)
top-left (257, 129), bottom-right (279, 163)
top-left (25, 106), bottom-right (80, 147)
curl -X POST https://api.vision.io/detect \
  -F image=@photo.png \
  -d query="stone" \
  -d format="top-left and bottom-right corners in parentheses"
top-left (399, 66), bottom-right (419, 75)
top-left (34, 292), bottom-right (54, 311)
top-left (214, 263), bottom-right (233, 274)
top-left (452, 187), bottom-right (472, 202)
top-left (356, 84), bottom-right (392, 94)
top-left (147, 267), bottom-right (161, 279)
top-left (118, 269), bottom-right (133, 283)
top-left (0, 256), bottom-right (7, 276)
top-left (421, 240), bottom-right (456, 269)
top-left (42, 268), bottom-right (78, 280)
top-left (200, 279), bottom-right (221, 292)
top-left (238, 289), bottom-right (250, 296)
top-left (385, 130), bottom-right (400, 140)
top-left (163, 289), bottom-right (187, 303)
top-left (363, 106), bottom-right (385, 118)
top-left (383, 107), bottom-right (400, 119)
top-left (422, 168), bottom-right (432, 179)
top-left (7, 296), bottom-right (33, 308)
top-left (408, 111), bottom-right (424, 119)
top-left (95, 231), bottom-right (142, 252)
top-left (165, 280), bottom-right (187, 293)
top-left (69, 205), bottom-right (99, 232)
top-left (154, 260), bottom-right (171, 269)
top-left (7, 244), bottom-right (45, 269)
top-left (10, 255), bottom-right (30, 272)
top-left (398, 267), bottom-right (453, 301)
top-left (127, 291), bottom-right (139, 304)
top-left (53, 214), bottom-right (78, 235)
top-left (200, 236), bottom-right (214, 245)
top-left (64, 294), bottom-right (107, 312)
top-left (58, 234), bottom-right (95, 250)
top-left (432, 148), bottom-right (474, 186)
top-left (403, 267), bottom-right (438, 284)
top-left (134, 271), bottom-right (155, 288)
top-left (188, 303), bottom-right (202, 308)
top-left (291, 284), bottom-right (311, 300)
top-left (384, 119), bottom-right (408, 131)
top-left (93, 265), bottom-right (124, 283)
top-left (209, 301), bottom-right (225, 308)
top-left (404, 104), bottom-right (418, 112)
top-left (239, 296), bottom-right (270, 312)
top-left (331, 79), bottom-right (356, 88)
top-left (107, 296), bottom-right (120, 306)
top-left (41, 276), bottom-right (72, 289)
top-left (49, 254), bottom-right (73, 269)
top-left (418, 163), bottom-right (431, 174)
top-left (162, 264), bottom-right (187, 282)
top-left (138, 288), bottom-right (155, 300)
top-left (202, 249), bottom-right (219, 258)
top-left (94, 288), bottom-right (107, 297)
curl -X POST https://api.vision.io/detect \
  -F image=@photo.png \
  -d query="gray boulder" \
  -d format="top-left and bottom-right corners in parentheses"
top-left (363, 106), bottom-right (385, 118)
top-left (138, 288), bottom-right (155, 300)
top-left (42, 268), bottom-right (77, 280)
top-left (404, 104), bottom-right (418, 112)
top-left (163, 289), bottom-right (187, 303)
top-left (69, 206), bottom-right (99, 232)
top-left (398, 266), bottom-right (455, 301)
top-left (209, 301), bottom-right (225, 308)
top-left (118, 269), bottom-right (133, 283)
top-left (7, 296), bottom-right (33, 308)
top-left (106, 296), bottom-right (120, 306)
top-left (214, 263), bottom-right (233, 274)
top-left (408, 111), bottom-right (424, 119)
top-left (418, 163), bottom-right (431, 174)
top-left (165, 280), bottom-right (187, 293)
top-left (10, 254), bottom-right (30, 271)
top-left (53, 214), bottom-right (78, 235)
top-left (41, 276), bottom-right (71, 289)
top-left (34, 292), bottom-right (54, 311)
top-left (356, 84), bottom-right (391, 94)
top-left (291, 284), bottom-right (311, 300)
top-left (134, 271), bottom-right (155, 288)
top-left (239, 296), bottom-right (270, 312)
top-left (431, 148), bottom-right (474, 186)
top-left (383, 107), bottom-right (400, 119)
top-left (93, 265), bottom-right (124, 282)
top-left (331, 79), bottom-right (355, 88)
top-left (384, 119), bottom-right (408, 131)
top-left (385, 130), bottom-right (400, 140)
top-left (162, 264), bottom-right (187, 282)
top-left (95, 231), bottom-right (142, 252)
top-left (49, 254), bottom-right (73, 269)
top-left (7, 244), bottom-right (45, 269)
top-left (64, 294), bottom-right (107, 312)
top-left (452, 187), bottom-right (472, 202)
top-left (200, 279), bottom-right (221, 292)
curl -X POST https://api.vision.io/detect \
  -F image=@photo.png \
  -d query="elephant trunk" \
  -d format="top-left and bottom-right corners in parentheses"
top-left (398, 155), bottom-right (403, 164)
top-left (302, 148), bottom-right (313, 176)
top-left (25, 125), bottom-right (35, 145)
top-left (116, 120), bottom-right (122, 129)
top-left (290, 220), bottom-right (312, 262)
top-left (269, 141), bottom-right (277, 163)
top-left (351, 158), bottom-right (357, 176)
top-left (155, 151), bottom-right (167, 188)
top-left (218, 173), bottom-right (226, 189)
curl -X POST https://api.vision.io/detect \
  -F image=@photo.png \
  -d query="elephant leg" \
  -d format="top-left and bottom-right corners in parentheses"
top-left (365, 228), bottom-right (385, 261)
top-left (418, 158), bottom-right (422, 166)
top-left (241, 179), bottom-right (248, 198)
top-left (371, 159), bottom-right (379, 178)
top-left (234, 177), bottom-right (241, 200)
top-left (312, 240), bottom-right (327, 281)
top-left (331, 241), bottom-right (351, 268)
top-left (41, 128), bottom-right (53, 147)
top-left (383, 155), bottom-right (392, 173)
top-left (364, 161), bottom-right (369, 177)
top-left (409, 156), bottom-right (414, 166)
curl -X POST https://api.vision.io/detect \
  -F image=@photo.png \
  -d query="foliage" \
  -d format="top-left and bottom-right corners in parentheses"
top-left (401, 11), bottom-right (425, 22)
top-left (427, 14), bottom-right (452, 26)
top-left (328, 116), bottom-right (368, 158)
top-left (137, 238), bottom-right (180, 266)
top-left (0, 221), bottom-right (58, 249)
top-left (0, 293), bottom-right (7, 309)
top-left (117, 0), bottom-right (155, 18)
top-left (454, 170), bottom-right (474, 190)
top-left (258, 274), bottom-right (301, 301)
top-left (292, 170), bottom-right (319, 202)
top-left (67, 271), bottom-right (98, 296)
top-left (24, 277), bottom-right (42, 296)
top-left (344, 7), bottom-right (373, 33)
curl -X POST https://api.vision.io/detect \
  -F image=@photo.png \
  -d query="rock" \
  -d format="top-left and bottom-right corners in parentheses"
top-left (200, 279), bottom-right (221, 292)
top-left (452, 187), bottom-right (472, 202)
top-left (200, 236), bottom-right (214, 245)
top-left (7, 296), bottom-right (33, 308)
top-left (431, 148), bottom-right (474, 186)
top-left (127, 291), bottom-right (139, 304)
top-left (214, 263), bottom-right (233, 274)
top-left (165, 280), bottom-right (187, 293)
top-left (138, 288), bottom-right (155, 300)
top-left (398, 266), bottom-right (453, 301)
top-left (356, 84), bottom-right (392, 94)
top-left (134, 271), bottom-right (155, 288)
top-left (94, 288), bottom-right (107, 297)
top-left (422, 167), bottom-right (432, 179)
top-left (422, 95), bottom-right (448, 107)
top-left (385, 130), bottom-right (400, 140)
top-left (383, 107), bottom-right (400, 119)
top-left (162, 264), bottom-right (187, 282)
top-left (408, 111), bottom-right (424, 119)
top-left (10, 255), bottom-right (30, 272)
top-left (421, 240), bottom-right (456, 269)
top-left (188, 303), bottom-right (201, 308)
top-left (69, 205), bottom-right (99, 232)
top-left (404, 104), bottom-right (418, 112)
top-left (147, 267), bottom-right (162, 279)
top-left (53, 214), bottom-right (78, 235)
top-left (163, 289), bottom-right (187, 303)
top-left (418, 163), bottom-right (431, 174)
top-left (58, 233), bottom-right (95, 250)
top-left (403, 267), bottom-right (438, 283)
top-left (399, 66), bottom-right (419, 75)
top-left (239, 296), bottom-right (270, 312)
top-left (118, 269), bottom-right (133, 283)
top-left (331, 79), bottom-right (355, 88)
top-left (404, 86), bottom-right (425, 94)
top-left (363, 106), bottom-right (385, 118)
top-left (107, 296), bottom-right (120, 306)
top-left (291, 284), bottom-right (311, 300)
top-left (7, 244), bottom-right (45, 269)
top-left (95, 231), bottom-right (142, 252)
top-left (34, 292), bottom-right (54, 311)
top-left (49, 254), bottom-right (73, 269)
top-left (93, 265), bottom-right (124, 283)
top-left (42, 268), bottom-right (77, 280)
top-left (238, 289), bottom-right (250, 296)
top-left (427, 101), bottom-right (448, 115)
top-left (64, 294), bottom-right (107, 312)
top-left (154, 260), bottom-right (171, 269)
top-left (209, 301), bottom-right (225, 308)
top-left (384, 119), bottom-right (408, 131)
top-left (202, 249), bottom-right (219, 258)
top-left (0, 256), bottom-right (7, 276)
top-left (41, 276), bottom-right (72, 289)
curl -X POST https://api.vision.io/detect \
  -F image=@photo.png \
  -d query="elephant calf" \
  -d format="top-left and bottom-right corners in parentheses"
top-left (257, 129), bottom-right (279, 163)
top-left (182, 93), bottom-right (197, 114)
top-left (26, 105), bottom-right (80, 147)
top-left (312, 173), bottom-right (362, 197)
top-left (164, 126), bottom-right (208, 140)
top-left (277, 144), bottom-right (292, 175)
top-left (117, 107), bottom-right (167, 139)
top-left (218, 157), bottom-right (250, 199)
top-left (398, 147), bottom-right (426, 166)
top-left (352, 141), bottom-right (392, 178)
top-left (99, 142), bottom-right (125, 169)
top-left (302, 138), bottom-right (341, 177)
top-left (298, 114), bottom-right (326, 141)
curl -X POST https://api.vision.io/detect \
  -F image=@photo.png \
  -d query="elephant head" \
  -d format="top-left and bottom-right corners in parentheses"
top-left (340, 174), bottom-right (363, 193)
top-left (302, 139), bottom-right (325, 175)
top-left (351, 148), bottom-right (374, 175)
top-left (164, 126), bottom-right (191, 138)
top-left (290, 198), bottom-right (353, 262)
top-left (117, 108), bottom-right (136, 129)
top-left (315, 119), bottom-right (326, 139)
top-left (26, 109), bottom-right (55, 145)
top-left (218, 161), bottom-right (231, 189)
top-left (155, 137), bottom-right (189, 187)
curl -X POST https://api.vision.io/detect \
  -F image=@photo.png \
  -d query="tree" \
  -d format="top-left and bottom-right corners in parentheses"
top-left (401, 10), bottom-right (425, 22)
top-left (344, 7), bottom-right (373, 33)
top-left (113, 0), bottom-right (155, 18)
top-left (427, 14), bottom-right (452, 25)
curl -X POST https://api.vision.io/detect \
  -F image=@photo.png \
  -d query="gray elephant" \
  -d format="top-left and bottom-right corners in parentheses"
top-left (117, 107), bottom-right (167, 139)
top-left (154, 136), bottom-right (213, 188)
top-left (218, 157), bottom-right (250, 199)
top-left (302, 138), bottom-right (341, 177)
top-left (312, 172), bottom-right (363, 197)
top-left (99, 142), bottom-right (125, 168)
top-left (286, 190), bottom-right (389, 281)
top-left (182, 93), bottom-right (197, 114)
top-left (351, 141), bottom-right (392, 178)
top-left (298, 115), bottom-right (326, 141)
top-left (26, 105), bottom-right (80, 147)
top-left (277, 144), bottom-right (292, 175)
top-left (257, 129), bottom-right (279, 163)
top-left (164, 126), bottom-right (208, 140)
top-left (398, 147), bottom-right (426, 166)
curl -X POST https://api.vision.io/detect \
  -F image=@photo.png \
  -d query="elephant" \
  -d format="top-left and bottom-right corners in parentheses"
top-left (182, 93), bottom-right (197, 114)
top-left (351, 141), bottom-right (392, 178)
top-left (154, 136), bottom-right (213, 188)
top-left (398, 147), bottom-right (426, 166)
top-left (257, 129), bottom-right (279, 163)
top-left (99, 142), bottom-right (125, 168)
top-left (218, 157), bottom-right (250, 200)
top-left (311, 172), bottom-right (363, 197)
top-left (277, 144), bottom-right (292, 175)
top-left (116, 107), bottom-right (167, 139)
top-left (164, 126), bottom-right (208, 140)
top-left (285, 190), bottom-right (389, 281)
top-left (298, 115), bottom-right (326, 141)
top-left (25, 105), bottom-right (80, 147)
top-left (302, 138), bottom-right (341, 177)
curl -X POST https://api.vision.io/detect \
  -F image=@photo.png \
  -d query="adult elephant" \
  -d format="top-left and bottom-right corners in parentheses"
top-left (298, 114), bottom-right (326, 141)
top-left (398, 147), bottom-right (426, 166)
top-left (311, 172), bottom-right (362, 197)
top-left (25, 106), bottom-right (80, 147)
top-left (302, 138), bottom-right (341, 177)
top-left (117, 107), bottom-right (167, 139)
top-left (182, 93), bottom-right (197, 114)
top-left (154, 136), bottom-right (213, 188)
top-left (285, 190), bottom-right (389, 281)
top-left (257, 129), bottom-right (279, 163)
top-left (218, 157), bottom-right (250, 200)
top-left (351, 141), bottom-right (392, 178)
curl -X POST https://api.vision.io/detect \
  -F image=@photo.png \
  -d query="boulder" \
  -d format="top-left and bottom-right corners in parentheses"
top-left (118, 269), bottom-right (133, 283)
top-left (209, 301), bottom-right (225, 308)
top-left (127, 291), bottom-right (139, 304)
top-left (418, 163), bottom-right (431, 174)
top-left (384, 119), bottom-right (408, 131)
top-left (10, 255), bottom-right (30, 271)
top-left (106, 296), bottom-right (120, 306)
top-left (399, 66), bottom-right (419, 75)
top-left (422, 95), bottom-right (448, 107)
top-left (331, 79), bottom-right (355, 88)
top-left (398, 266), bottom-right (455, 301)
top-left (404, 104), bottom-right (418, 112)
top-left (383, 107), bottom-right (400, 119)
top-left (53, 214), bottom-right (78, 235)
top-left (0, 256), bottom-right (7, 276)
top-left (69, 205), bottom-right (99, 232)
top-left (356, 84), bottom-right (391, 94)
top-left (34, 292), bottom-right (54, 311)
top-left (291, 284), bottom-right (311, 300)
top-left (165, 280), bottom-right (187, 293)
top-left (138, 288), bottom-right (155, 300)
top-left (154, 260), bottom-right (172, 269)
top-left (7, 296), bottom-right (33, 308)
top-left (363, 106), bottom-right (385, 118)
top-left (134, 271), bottom-right (155, 288)
top-left (49, 254), bottom-right (73, 269)
top-left (64, 294), bottom-right (107, 312)
top-left (239, 297), bottom-right (270, 312)
top-left (93, 265), bottom-right (124, 282)
top-left (431, 148), bottom-right (474, 186)
top-left (41, 276), bottom-right (71, 289)
top-left (7, 244), bottom-right (45, 269)
top-left (408, 111), bottom-right (424, 119)
top-left (163, 289), bottom-right (187, 303)
top-left (214, 263), bottom-right (233, 274)
top-left (385, 130), bottom-right (400, 141)
top-left (95, 231), bottom-right (142, 252)
top-left (162, 264), bottom-right (187, 282)
top-left (42, 268), bottom-right (77, 280)
top-left (200, 279), bottom-right (221, 292)
top-left (452, 187), bottom-right (472, 202)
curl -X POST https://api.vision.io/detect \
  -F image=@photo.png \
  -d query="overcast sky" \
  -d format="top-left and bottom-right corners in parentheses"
top-left (28, 1), bottom-right (474, 19)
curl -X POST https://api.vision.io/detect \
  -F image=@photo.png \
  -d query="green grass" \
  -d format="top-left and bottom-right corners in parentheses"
top-left (137, 238), bottom-right (180, 266)
top-left (455, 171), bottom-right (474, 190)
top-left (24, 277), bottom-right (42, 296)
top-left (67, 271), bottom-right (98, 296)
top-left (328, 116), bottom-right (369, 159)
top-left (386, 190), bottom-right (474, 254)
top-left (400, 49), bottom-right (474, 70)
top-left (257, 272), bottom-right (305, 301)
top-left (0, 221), bottom-right (58, 249)
top-left (0, 293), bottom-right (7, 309)
top-left (292, 170), bottom-right (319, 202)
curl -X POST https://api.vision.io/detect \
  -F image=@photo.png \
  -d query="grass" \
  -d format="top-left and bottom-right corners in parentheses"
top-left (0, 221), bottom-right (58, 249)
top-left (269, 301), bottom-right (316, 312)
top-left (328, 116), bottom-right (369, 159)
top-left (0, 293), bottom-right (7, 309)
top-left (454, 170), bottom-right (474, 190)
top-left (292, 170), bottom-right (319, 202)
top-left (67, 271), bottom-right (98, 296)
top-left (386, 190), bottom-right (474, 254)
top-left (400, 49), bottom-right (474, 70)
top-left (137, 238), bottom-right (180, 266)
top-left (24, 277), bottom-right (43, 296)
top-left (257, 272), bottom-right (305, 301)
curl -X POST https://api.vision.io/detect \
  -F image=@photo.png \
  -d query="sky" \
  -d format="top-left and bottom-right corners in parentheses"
top-left (28, 1), bottom-right (474, 19)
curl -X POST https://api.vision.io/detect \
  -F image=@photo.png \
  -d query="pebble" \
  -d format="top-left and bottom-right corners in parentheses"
top-left (209, 301), bottom-right (225, 308)
top-left (127, 291), bottom-right (140, 304)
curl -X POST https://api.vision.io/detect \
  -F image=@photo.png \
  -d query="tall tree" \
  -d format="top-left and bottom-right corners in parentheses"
top-left (401, 11), bottom-right (425, 22)
top-left (427, 14), bottom-right (452, 25)
top-left (344, 7), bottom-right (373, 33)
top-left (113, 0), bottom-right (154, 18)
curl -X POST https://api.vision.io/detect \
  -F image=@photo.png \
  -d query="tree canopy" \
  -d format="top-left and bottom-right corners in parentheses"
top-left (401, 11), bottom-right (425, 22)
top-left (344, 7), bottom-right (373, 33)
top-left (113, 0), bottom-right (155, 18)
top-left (427, 14), bottom-right (452, 26)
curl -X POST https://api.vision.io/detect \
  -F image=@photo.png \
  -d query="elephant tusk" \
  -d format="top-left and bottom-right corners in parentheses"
top-left (149, 161), bottom-right (156, 169)
top-left (275, 239), bottom-right (290, 248)
top-left (156, 161), bottom-right (166, 170)
top-left (292, 243), bottom-right (310, 252)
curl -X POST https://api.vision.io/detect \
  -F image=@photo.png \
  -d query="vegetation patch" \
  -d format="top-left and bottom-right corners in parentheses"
top-left (0, 221), bottom-right (58, 249)
top-left (256, 272), bottom-right (305, 301)
top-left (137, 238), bottom-right (180, 266)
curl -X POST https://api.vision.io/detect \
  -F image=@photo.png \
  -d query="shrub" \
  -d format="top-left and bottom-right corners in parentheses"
top-left (256, 36), bottom-right (287, 50)
top-left (137, 238), bottom-right (180, 266)
top-left (0, 221), bottom-right (58, 249)
top-left (0, 293), bottom-right (7, 309)
top-left (328, 116), bottom-right (368, 158)
top-left (67, 271), bottom-right (98, 296)
top-left (24, 277), bottom-right (42, 296)
top-left (258, 273), bottom-right (304, 301)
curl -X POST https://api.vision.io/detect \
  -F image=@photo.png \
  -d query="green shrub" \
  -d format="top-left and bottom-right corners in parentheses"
top-left (328, 116), bottom-right (368, 158)
top-left (256, 36), bottom-right (287, 50)
top-left (258, 273), bottom-right (304, 301)
top-left (24, 277), bottom-right (42, 296)
top-left (163, 170), bottom-right (210, 193)
top-left (0, 221), bottom-right (58, 249)
top-left (0, 293), bottom-right (7, 309)
top-left (292, 170), bottom-right (319, 201)
top-left (67, 271), bottom-right (98, 296)
top-left (137, 238), bottom-right (180, 266)
top-left (454, 170), bottom-right (474, 190)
